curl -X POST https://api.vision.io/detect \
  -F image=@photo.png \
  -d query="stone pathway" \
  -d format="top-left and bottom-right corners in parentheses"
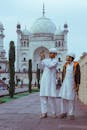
top-left (0, 87), bottom-right (28, 97)
top-left (0, 92), bottom-right (87, 130)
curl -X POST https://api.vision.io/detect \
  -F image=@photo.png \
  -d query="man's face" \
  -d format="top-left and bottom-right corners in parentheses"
top-left (66, 56), bottom-right (73, 64)
top-left (49, 52), bottom-right (57, 58)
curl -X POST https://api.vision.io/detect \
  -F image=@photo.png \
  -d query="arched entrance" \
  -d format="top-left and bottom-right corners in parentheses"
top-left (33, 47), bottom-right (49, 71)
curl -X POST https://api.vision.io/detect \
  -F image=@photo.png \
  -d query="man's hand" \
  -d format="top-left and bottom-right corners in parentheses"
top-left (40, 51), bottom-right (45, 60)
top-left (74, 83), bottom-right (79, 95)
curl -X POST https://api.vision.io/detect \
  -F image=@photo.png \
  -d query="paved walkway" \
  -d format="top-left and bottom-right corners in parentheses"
top-left (0, 87), bottom-right (28, 97)
top-left (0, 92), bottom-right (87, 130)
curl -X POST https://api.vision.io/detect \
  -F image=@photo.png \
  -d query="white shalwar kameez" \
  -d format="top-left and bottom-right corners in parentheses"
top-left (59, 62), bottom-right (76, 115)
top-left (40, 58), bottom-right (58, 115)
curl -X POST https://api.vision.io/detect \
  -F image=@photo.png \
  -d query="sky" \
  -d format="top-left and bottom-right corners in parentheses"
top-left (0, 0), bottom-right (87, 60)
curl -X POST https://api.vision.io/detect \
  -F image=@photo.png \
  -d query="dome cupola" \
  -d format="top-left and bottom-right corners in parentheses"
top-left (55, 27), bottom-right (63, 35)
top-left (0, 22), bottom-right (4, 30)
top-left (23, 27), bottom-right (30, 35)
top-left (30, 4), bottom-right (56, 34)
top-left (30, 16), bottom-right (56, 34)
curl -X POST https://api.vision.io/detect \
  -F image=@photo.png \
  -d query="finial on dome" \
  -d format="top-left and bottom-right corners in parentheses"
top-left (64, 22), bottom-right (68, 28)
top-left (17, 22), bottom-right (21, 29)
top-left (42, 3), bottom-right (45, 16)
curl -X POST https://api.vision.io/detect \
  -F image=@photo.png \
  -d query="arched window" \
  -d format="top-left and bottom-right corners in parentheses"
top-left (24, 41), bottom-right (26, 46)
top-left (58, 68), bottom-right (61, 72)
top-left (27, 41), bottom-right (29, 47)
top-left (23, 68), bottom-right (26, 72)
top-left (23, 57), bottom-right (26, 61)
top-left (58, 57), bottom-right (62, 62)
top-left (21, 42), bottom-right (23, 47)
top-left (62, 41), bottom-right (63, 46)
top-left (55, 41), bottom-right (57, 47)
top-left (59, 41), bottom-right (61, 47)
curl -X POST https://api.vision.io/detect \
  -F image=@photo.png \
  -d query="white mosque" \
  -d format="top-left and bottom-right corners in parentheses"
top-left (0, 23), bottom-right (8, 73)
top-left (16, 5), bottom-right (68, 73)
top-left (0, 5), bottom-right (68, 86)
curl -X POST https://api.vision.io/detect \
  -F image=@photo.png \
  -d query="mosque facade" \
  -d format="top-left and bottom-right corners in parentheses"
top-left (0, 23), bottom-right (8, 76)
top-left (16, 8), bottom-right (68, 73)
top-left (0, 7), bottom-right (68, 86)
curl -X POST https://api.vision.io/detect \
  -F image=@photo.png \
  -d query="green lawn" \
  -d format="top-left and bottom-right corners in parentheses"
top-left (0, 88), bottom-right (39, 104)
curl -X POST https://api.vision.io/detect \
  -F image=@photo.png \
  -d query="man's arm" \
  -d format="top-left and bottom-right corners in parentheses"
top-left (74, 63), bottom-right (81, 94)
top-left (46, 59), bottom-right (58, 68)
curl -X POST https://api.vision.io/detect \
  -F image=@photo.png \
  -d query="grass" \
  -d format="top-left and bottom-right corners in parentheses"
top-left (0, 88), bottom-right (39, 104)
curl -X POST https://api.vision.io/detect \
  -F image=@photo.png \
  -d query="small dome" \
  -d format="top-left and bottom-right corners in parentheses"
top-left (0, 22), bottom-right (4, 29)
top-left (55, 27), bottom-right (63, 35)
top-left (17, 24), bottom-right (21, 29)
top-left (30, 16), bottom-right (56, 34)
top-left (64, 23), bottom-right (68, 28)
top-left (23, 27), bottom-right (30, 35)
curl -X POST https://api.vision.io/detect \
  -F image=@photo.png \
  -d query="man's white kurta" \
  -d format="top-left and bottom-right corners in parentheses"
top-left (40, 58), bottom-right (58, 97)
top-left (59, 62), bottom-right (76, 100)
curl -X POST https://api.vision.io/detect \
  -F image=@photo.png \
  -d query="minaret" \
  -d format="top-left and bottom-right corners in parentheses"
top-left (0, 22), bottom-right (5, 51)
top-left (16, 23), bottom-right (21, 40)
top-left (0, 23), bottom-right (8, 73)
top-left (60, 23), bottom-right (69, 70)
top-left (63, 23), bottom-right (68, 50)
top-left (16, 23), bottom-right (21, 71)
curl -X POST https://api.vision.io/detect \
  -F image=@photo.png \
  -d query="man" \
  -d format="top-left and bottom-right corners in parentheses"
top-left (59, 53), bottom-right (80, 120)
top-left (40, 48), bottom-right (58, 118)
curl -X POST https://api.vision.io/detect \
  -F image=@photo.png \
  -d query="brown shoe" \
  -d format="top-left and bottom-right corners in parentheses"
top-left (51, 114), bottom-right (57, 118)
top-left (40, 113), bottom-right (47, 119)
top-left (59, 113), bottom-right (67, 119)
top-left (68, 115), bottom-right (75, 120)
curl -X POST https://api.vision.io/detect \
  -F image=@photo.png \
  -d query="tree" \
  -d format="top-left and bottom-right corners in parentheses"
top-left (9, 41), bottom-right (15, 98)
top-left (28, 59), bottom-right (32, 93)
top-left (36, 64), bottom-right (40, 89)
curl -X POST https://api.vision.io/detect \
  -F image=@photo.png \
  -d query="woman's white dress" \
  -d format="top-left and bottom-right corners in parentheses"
top-left (59, 62), bottom-right (76, 100)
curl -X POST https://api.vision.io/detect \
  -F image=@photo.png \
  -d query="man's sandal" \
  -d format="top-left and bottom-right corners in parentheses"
top-left (40, 113), bottom-right (47, 119)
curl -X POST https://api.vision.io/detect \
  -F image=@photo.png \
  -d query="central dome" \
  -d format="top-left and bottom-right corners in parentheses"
top-left (30, 16), bottom-right (56, 34)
